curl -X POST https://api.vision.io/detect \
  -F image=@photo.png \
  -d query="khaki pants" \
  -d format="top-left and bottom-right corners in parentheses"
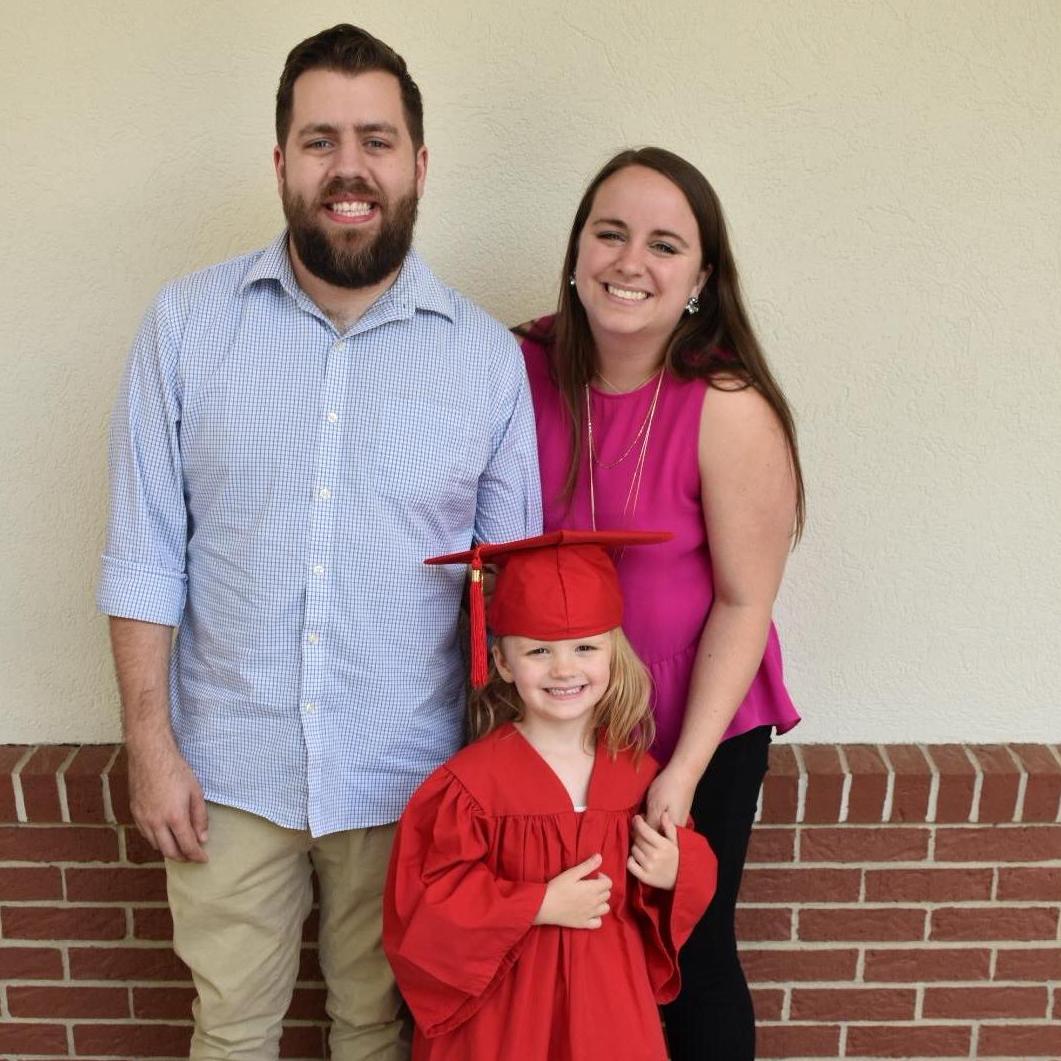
top-left (167, 803), bottom-right (409, 1060)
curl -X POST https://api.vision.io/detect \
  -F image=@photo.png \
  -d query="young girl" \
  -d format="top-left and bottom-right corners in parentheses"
top-left (383, 530), bottom-right (717, 1060)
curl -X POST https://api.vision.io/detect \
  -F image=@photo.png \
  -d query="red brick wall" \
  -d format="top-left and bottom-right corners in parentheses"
top-left (1, 743), bottom-right (1059, 1060)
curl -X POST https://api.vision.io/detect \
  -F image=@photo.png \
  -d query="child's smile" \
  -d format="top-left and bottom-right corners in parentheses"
top-left (494, 633), bottom-right (613, 728)
top-left (543, 683), bottom-right (588, 699)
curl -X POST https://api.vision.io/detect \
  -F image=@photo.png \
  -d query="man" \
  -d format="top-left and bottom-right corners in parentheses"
top-left (99, 25), bottom-right (541, 1061)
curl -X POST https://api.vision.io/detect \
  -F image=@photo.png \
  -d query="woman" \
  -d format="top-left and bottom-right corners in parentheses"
top-left (516, 147), bottom-right (803, 1060)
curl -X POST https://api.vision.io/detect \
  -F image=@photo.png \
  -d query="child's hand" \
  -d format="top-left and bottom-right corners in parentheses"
top-left (627, 812), bottom-right (679, 891)
top-left (534, 853), bottom-right (612, 929)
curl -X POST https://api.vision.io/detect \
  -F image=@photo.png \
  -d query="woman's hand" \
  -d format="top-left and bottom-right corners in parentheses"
top-left (645, 762), bottom-right (699, 831)
top-left (627, 812), bottom-right (679, 890)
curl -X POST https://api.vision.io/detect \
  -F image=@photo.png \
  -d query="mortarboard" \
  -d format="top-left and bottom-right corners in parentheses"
top-left (425, 529), bottom-right (671, 687)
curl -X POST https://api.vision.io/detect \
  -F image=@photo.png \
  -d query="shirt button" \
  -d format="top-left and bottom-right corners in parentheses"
top-left (326, 411), bottom-right (338, 423)
top-left (307, 631), bottom-right (320, 644)
top-left (303, 702), bottom-right (317, 713)
top-left (312, 564), bottom-right (325, 576)
top-left (318, 486), bottom-right (332, 501)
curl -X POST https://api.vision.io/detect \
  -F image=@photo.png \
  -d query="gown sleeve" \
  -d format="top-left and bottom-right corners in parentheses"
top-left (631, 823), bottom-right (718, 1003)
top-left (383, 767), bottom-right (548, 1037)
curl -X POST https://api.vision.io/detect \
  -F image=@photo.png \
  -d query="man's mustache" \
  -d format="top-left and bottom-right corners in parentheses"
top-left (319, 177), bottom-right (384, 204)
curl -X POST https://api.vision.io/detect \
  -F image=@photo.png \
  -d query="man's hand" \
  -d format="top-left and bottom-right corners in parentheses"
top-left (627, 812), bottom-right (680, 890)
top-left (128, 738), bottom-right (209, 863)
top-left (481, 564), bottom-right (497, 607)
top-left (534, 853), bottom-right (612, 929)
top-left (109, 617), bottom-right (207, 863)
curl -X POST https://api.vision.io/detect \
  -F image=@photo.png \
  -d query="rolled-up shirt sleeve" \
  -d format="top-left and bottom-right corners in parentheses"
top-left (97, 288), bottom-right (188, 626)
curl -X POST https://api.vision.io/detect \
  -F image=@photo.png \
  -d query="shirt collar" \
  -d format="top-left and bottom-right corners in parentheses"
top-left (240, 231), bottom-right (455, 323)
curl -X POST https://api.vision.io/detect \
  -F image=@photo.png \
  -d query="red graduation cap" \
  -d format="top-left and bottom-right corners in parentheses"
top-left (425, 529), bottom-right (671, 688)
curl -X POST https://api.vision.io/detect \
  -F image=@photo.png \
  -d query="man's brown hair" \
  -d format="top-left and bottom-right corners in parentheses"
top-left (275, 24), bottom-right (424, 150)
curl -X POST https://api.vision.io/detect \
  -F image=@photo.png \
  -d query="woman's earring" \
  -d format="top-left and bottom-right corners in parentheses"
top-left (684, 294), bottom-right (701, 315)
top-left (569, 273), bottom-right (576, 287)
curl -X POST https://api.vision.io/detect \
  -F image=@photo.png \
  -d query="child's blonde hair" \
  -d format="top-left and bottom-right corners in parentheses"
top-left (468, 627), bottom-right (656, 758)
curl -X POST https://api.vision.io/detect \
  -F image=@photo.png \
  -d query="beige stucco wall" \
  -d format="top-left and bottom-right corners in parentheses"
top-left (1, 1), bottom-right (1058, 744)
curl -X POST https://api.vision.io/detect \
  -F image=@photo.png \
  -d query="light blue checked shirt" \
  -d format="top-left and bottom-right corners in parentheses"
top-left (99, 233), bottom-right (541, 835)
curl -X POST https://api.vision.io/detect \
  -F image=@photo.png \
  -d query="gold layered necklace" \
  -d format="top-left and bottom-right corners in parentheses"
top-left (584, 368), bottom-right (665, 532)
top-left (594, 367), bottom-right (658, 395)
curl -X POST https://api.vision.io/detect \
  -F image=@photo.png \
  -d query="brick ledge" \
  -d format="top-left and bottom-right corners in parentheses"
top-left (3, 743), bottom-right (1059, 826)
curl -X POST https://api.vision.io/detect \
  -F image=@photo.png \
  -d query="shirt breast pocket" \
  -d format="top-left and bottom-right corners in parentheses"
top-left (365, 413), bottom-right (482, 519)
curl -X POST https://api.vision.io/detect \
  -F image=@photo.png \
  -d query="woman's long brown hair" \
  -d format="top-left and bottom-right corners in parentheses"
top-left (519, 146), bottom-right (805, 541)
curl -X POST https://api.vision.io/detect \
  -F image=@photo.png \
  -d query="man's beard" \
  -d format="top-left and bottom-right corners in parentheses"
top-left (283, 177), bottom-right (418, 289)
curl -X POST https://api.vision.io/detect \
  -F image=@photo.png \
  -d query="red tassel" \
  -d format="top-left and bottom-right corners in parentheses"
top-left (469, 552), bottom-right (488, 688)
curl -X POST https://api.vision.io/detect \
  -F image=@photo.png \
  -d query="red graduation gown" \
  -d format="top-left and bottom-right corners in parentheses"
top-left (383, 724), bottom-right (717, 1060)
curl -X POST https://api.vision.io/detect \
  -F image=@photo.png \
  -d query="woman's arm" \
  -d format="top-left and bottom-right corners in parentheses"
top-left (645, 383), bottom-right (797, 827)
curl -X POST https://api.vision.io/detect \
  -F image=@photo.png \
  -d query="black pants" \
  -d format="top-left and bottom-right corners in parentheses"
top-left (661, 725), bottom-right (772, 1061)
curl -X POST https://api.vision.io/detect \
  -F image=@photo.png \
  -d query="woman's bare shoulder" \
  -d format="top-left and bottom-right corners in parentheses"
top-left (701, 379), bottom-right (783, 430)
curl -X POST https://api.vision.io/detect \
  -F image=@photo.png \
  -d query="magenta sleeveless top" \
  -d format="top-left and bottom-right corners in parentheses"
top-left (521, 328), bottom-right (800, 763)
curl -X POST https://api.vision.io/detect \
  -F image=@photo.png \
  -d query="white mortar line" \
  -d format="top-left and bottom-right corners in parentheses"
top-left (878, 744), bottom-right (895, 822)
top-left (746, 978), bottom-right (1050, 990)
top-left (1046, 744), bottom-right (1061, 822)
top-left (742, 942), bottom-right (1048, 959)
top-left (791, 744), bottom-right (808, 824)
top-left (836, 744), bottom-right (852, 824)
top-left (1004, 745), bottom-right (1028, 824)
top-left (754, 781), bottom-right (763, 824)
top-left (100, 744), bottom-right (122, 824)
top-left (921, 743), bottom-right (940, 823)
top-left (751, 1013), bottom-right (929, 1019)
top-left (746, 855), bottom-right (1049, 870)
top-left (10, 745), bottom-right (36, 823)
top-left (740, 899), bottom-right (1050, 910)
top-left (962, 745), bottom-right (983, 823)
top-left (55, 745), bottom-right (79, 823)
top-left (0, 899), bottom-right (173, 913)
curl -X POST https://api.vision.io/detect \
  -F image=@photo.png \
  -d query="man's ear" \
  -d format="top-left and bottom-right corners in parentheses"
top-left (414, 144), bottom-right (428, 199)
top-left (273, 145), bottom-right (286, 197)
